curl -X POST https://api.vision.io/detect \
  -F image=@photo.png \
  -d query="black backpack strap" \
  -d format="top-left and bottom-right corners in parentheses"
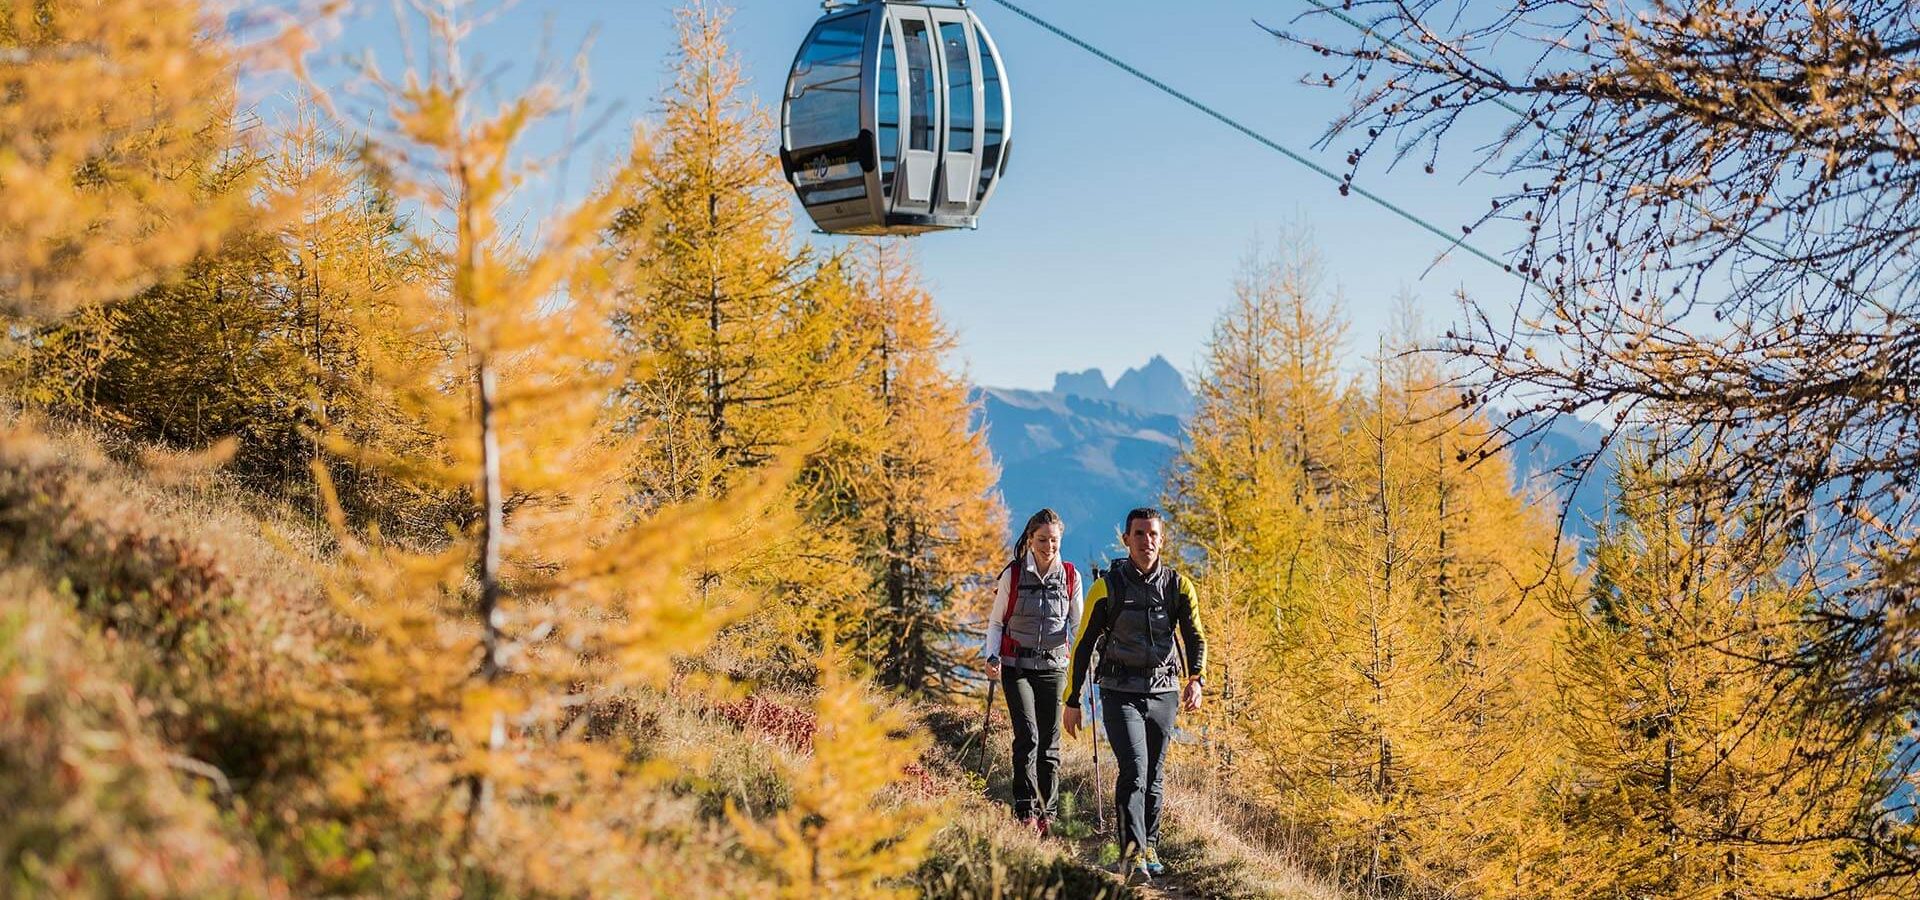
top-left (1166, 567), bottom-right (1193, 677)
top-left (1092, 569), bottom-right (1119, 658)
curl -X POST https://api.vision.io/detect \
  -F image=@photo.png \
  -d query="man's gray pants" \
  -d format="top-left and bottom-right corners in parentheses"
top-left (1101, 687), bottom-right (1177, 856)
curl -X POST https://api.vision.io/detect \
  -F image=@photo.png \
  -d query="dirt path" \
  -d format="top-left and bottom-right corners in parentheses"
top-left (1053, 785), bottom-right (1210, 900)
top-left (925, 698), bottom-right (1345, 900)
top-left (1008, 730), bottom-right (1230, 899)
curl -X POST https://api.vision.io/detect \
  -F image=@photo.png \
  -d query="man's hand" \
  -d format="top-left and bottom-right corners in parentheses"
top-left (1063, 706), bottom-right (1082, 739)
top-left (986, 657), bottom-right (1002, 679)
top-left (1181, 679), bottom-right (1203, 712)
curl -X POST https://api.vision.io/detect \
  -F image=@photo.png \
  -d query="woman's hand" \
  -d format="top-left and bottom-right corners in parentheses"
top-left (986, 658), bottom-right (1002, 679)
top-left (1063, 706), bottom-right (1082, 739)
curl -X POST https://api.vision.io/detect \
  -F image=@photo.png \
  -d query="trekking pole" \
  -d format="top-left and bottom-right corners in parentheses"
top-left (979, 677), bottom-right (997, 782)
top-left (1090, 690), bottom-right (1105, 831)
top-left (1089, 564), bottom-right (1109, 833)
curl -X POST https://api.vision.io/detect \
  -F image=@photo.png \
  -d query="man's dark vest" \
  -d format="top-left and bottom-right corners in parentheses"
top-left (1095, 559), bottom-right (1187, 694)
top-left (1003, 561), bottom-right (1075, 670)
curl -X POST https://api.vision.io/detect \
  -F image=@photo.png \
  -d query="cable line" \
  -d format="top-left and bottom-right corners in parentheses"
top-left (1291, 0), bottom-right (1852, 299)
top-left (983, 0), bottom-right (1526, 283)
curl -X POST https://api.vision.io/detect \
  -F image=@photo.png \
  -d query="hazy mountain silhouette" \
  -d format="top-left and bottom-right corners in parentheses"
top-left (1504, 412), bottom-right (1622, 546)
top-left (1046, 356), bottom-right (1193, 419)
top-left (972, 384), bottom-right (1184, 561)
top-left (1051, 368), bottom-right (1112, 403)
top-left (1109, 355), bottom-right (1193, 418)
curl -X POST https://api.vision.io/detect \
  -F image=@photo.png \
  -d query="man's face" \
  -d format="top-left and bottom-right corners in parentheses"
top-left (1124, 515), bottom-right (1163, 571)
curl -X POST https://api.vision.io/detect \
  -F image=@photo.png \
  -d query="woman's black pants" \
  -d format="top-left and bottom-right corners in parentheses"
top-left (1001, 666), bottom-right (1065, 821)
top-left (1100, 687), bottom-right (1177, 856)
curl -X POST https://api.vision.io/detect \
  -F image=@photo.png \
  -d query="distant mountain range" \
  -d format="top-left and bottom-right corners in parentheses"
top-left (972, 386), bottom-right (1184, 561)
top-left (1049, 355), bottom-right (1195, 419)
top-left (972, 359), bottom-right (1619, 561)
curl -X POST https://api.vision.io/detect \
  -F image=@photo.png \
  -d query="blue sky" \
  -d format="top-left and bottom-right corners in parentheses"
top-left (313, 0), bottom-right (1532, 390)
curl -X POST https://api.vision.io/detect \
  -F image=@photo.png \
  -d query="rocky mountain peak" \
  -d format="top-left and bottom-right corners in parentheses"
top-left (1052, 368), bottom-right (1112, 402)
top-left (1108, 355), bottom-right (1193, 418)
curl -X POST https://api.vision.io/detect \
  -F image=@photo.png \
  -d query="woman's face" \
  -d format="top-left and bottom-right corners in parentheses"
top-left (1029, 523), bottom-right (1062, 567)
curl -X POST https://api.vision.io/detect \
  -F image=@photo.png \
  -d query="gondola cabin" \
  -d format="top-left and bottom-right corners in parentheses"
top-left (780, 0), bottom-right (1011, 235)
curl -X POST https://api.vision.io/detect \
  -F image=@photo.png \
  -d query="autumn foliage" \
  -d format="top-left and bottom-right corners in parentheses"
top-left (1166, 234), bottom-right (1916, 897)
top-left (0, 0), bottom-right (260, 321)
top-left (8, 0), bottom-right (1916, 896)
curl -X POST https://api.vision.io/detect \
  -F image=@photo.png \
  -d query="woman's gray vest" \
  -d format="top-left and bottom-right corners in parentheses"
top-left (1003, 560), bottom-right (1076, 671)
top-left (1095, 561), bottom-right (1187, 694)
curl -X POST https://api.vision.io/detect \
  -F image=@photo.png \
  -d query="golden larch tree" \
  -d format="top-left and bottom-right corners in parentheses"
top-left (15, 111), bottom-right (435, 528)
top-left (1164, 234), bottom-right (1347, 772)
top-left (304, 3), bottom-right (797, 892)
top-left (606, 1), bottom-right (870, 674)
top-left (609, 1), bottom-right (858, 505)
top-left (0, 0), bottom-right (261, 322)
top-left (1554, 448), bottom-right (1901, 898)
top-left (1252, 327), bottom-right (1562, 898)
top-left (810, 241), bottom-right (1004, 694)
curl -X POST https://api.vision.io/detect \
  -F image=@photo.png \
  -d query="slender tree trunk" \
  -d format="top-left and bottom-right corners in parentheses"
top-left (1436, 431), bottom-right (1451, 623)
top-left (453, 55), bottom-right (508, 832)
top-left (466, 358), bottom-right (507, 842)
top-left (477, 360), bottom-right (505, 677)
top-left (1292, 296), bottom-right (1311, 503)
top-left (876, 302), bottom-right (917, 690)
top-left (706, 194), bottom-right (725, 467)
top-left (1659, 482), bottom-right (1681, 892)
top-left (701, 44), bottom-right (727, 481)
top-left (1369, 354), bottom-right (1395, 898)
top-left (310, 264), bottom-right (326, 520)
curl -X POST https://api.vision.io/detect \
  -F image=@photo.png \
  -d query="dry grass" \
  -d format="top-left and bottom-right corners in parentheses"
top-left (0, 414), bottom-right (408, 893)
top-left (0, 417), bottom-right (346, 778)
top-left (1156, 758), bottom-right (1351, 900)
top-left (0, 583), bottom-right (274, 897)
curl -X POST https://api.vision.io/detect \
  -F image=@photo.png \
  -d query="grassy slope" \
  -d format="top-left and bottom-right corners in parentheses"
top-left (0, 417), bottom-right (1346, 899)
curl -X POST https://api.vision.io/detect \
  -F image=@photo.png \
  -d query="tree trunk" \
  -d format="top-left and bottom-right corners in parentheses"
top-left (466, 358), bottom-right (507, 842)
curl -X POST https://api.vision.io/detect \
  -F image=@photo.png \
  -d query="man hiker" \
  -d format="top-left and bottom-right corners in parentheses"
top-left (1063, 507), bottom-right (1206, 882)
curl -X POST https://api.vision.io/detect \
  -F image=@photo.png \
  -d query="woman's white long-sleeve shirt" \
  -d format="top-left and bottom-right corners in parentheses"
top-left (981, 552), bottom-right (1084, 660)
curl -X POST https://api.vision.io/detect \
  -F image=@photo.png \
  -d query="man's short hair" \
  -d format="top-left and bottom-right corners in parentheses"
top-left (1124, 507), bottom-right (1163, 534)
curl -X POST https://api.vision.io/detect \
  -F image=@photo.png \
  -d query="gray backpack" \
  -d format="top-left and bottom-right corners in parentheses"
top-left (998, 560), bottom-right (1080, 670)
top-left (1095, 567), bottom-right (1187, 692)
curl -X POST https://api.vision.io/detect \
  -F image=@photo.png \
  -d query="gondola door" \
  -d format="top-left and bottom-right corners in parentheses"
top-left (783, 7), bottom-right (881, 231)
top-left (929, 7), bottom-right (981, 218)
top-left (887, 6), bottom-right (941, 218)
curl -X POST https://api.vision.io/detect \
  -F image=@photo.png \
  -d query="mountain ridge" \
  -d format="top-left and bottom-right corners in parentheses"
top-left (971, 384), bottom-right (1183, 559)
top-left (1044, 355), bottom-right (1195, 419)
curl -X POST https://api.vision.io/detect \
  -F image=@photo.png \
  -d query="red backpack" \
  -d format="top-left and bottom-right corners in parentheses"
top-left (999, 560), bottom-right (1079, 658)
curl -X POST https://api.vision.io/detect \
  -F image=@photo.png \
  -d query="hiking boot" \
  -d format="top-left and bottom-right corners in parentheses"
top-left (1143, 845), bottom-right (1166, 876)
top-left (1033, 817), bottom-right (1051, 838)
top-left (1117, 850), bottom-right (1152, 884)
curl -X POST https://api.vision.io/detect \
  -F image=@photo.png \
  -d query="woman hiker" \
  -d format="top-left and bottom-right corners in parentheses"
top-left (982, 508), bottom-right (1083, 836)
top-left (1063, 506), bottom-right (1206, 883)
